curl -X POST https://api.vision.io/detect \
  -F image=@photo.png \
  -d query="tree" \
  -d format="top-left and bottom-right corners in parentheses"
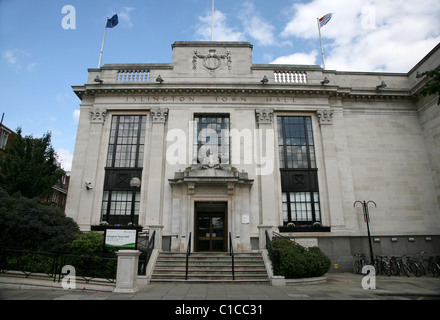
top-left (0, 127), bottom-right (64, 199)
top-left (419, 69), bottom-right (440, 105)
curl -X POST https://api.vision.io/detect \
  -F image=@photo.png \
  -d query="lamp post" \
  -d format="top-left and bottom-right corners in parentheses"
top-left (130, 177), bottom-right (141, 224)
top-left (354, 200), bottom-right (377, 264)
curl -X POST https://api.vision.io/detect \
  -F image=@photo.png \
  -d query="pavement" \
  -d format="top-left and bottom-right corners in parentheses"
top-left (1, 272), bottom-right (439, 301)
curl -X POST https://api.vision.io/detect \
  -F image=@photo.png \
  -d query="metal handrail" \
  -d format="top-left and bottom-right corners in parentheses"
top-left (185, 232), bottom-right (191, 280)
top-left (229, 232), bottom-right (235, 280)
top-left (265, 230), bottom-right (280, 274)
top-left (138, 230), bottom-right (155, 275)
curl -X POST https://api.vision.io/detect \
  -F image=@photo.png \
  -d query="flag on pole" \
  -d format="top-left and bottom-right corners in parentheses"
top-left (99, 14), bottom-right (118, 68)
top-left (106, 14), bottom-right (119, 28)
top-left (319, 13), bottom-right (333, 28)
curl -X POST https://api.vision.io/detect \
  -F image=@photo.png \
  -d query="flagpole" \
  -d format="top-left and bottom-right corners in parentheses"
top-left (211, 0), bottom-right (214, 41)
top-left (317, 18), bottom-right (325, 69)
top-left (98, 17), bottom-right (108, 68)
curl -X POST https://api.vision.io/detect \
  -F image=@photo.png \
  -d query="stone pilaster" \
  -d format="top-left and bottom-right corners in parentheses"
top-left (255, 108), bottom-right (277, 249)
top-left (74, 107), bottom-right (107, 230)
top-left (144, 108), bottom-right (169, 248)
top-left (317, 108), bottom-right (350, 230)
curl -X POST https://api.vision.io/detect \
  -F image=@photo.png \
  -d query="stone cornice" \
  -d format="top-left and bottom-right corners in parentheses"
top-left (73, 83), bottom-right (413, 102)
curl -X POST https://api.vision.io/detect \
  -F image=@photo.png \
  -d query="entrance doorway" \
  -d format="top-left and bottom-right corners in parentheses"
top-left (195, 202), bottom-right (227, 252)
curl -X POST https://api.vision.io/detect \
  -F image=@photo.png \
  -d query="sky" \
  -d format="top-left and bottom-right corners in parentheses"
top-left (1, 0), bottom-right (439, 172)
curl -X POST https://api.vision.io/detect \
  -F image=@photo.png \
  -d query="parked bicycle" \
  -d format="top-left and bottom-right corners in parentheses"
top-left (389, 255), bottom-right (411, 277)
top-left (373, 255), bottom-right (391, 276)
top-left (415, 252), bottom-right (440, 277)
top-left (353, 253), bottom-right (367, 274)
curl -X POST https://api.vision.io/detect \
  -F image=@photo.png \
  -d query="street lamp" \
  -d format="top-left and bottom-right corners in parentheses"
top-left (354, 200), bottom-right (377, 264)
top-left (130, 177), bottom-right (141, 224)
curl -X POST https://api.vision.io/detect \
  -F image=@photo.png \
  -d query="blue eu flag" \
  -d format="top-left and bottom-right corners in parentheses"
top-left (106, 14), bottom-right (118, 28)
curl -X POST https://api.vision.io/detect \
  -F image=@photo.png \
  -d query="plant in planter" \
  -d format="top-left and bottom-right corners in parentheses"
top-left (91, 221), bottom-right (143, 231)
top-left (278, 222), bottom-right (331, 232)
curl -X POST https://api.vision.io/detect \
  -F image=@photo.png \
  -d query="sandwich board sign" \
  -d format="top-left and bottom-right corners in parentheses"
top-left (104, 229), bottom-right (138, 249)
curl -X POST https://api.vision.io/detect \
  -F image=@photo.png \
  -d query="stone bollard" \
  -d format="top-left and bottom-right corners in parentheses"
top-left (113, 250), bottom-right (141, 293)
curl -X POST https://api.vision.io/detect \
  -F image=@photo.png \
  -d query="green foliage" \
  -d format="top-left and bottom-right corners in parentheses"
top-left (68, 232), bottom-right (117, 279)
top-left (419, 69), bottom-right (440, 105)
top-left (271, 239), bottom-right (331, 279)
top-left (0, 187), bottom-right (80, 252)
top-left (69, 231), bottom-right (116, 257)
top-left (0, 128), bottom-right (64, 199)
top-left (70, 232), bottom-right (104, 256)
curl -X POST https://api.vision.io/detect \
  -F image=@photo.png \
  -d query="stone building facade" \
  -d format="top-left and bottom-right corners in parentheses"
top-left (66, 41), bottom-right (440, 270)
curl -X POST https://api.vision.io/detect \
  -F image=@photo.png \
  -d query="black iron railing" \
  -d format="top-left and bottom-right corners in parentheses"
top-left (265, 230), bottom-right (281, 275)
top-left (138, 230), bottom-right (155, 275)
top-left (185, 232), bottom-right (192, 280)
top-left (229, 232), bottom-right (235, 280)
top-left (0, 247), bottom-right (117, 284)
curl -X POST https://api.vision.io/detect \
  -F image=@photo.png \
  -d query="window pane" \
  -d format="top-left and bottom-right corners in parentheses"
top-left (106, 115), bottom-right (146, 168)
top-left (277, 116), bottom-right (317, 169)
top-left (194, 115), bottom-right (230, 164)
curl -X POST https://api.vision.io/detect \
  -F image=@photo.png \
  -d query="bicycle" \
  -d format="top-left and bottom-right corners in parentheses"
top-left (416, 252), bottom-right (440, 277)
top-left (353, 253), bottom-right (367, 274)
top-left (390, 255), bottom-right (411, 277)
top-left (406, 256), bottom-right (422, 277)
top-left (373, 255), bottom-right (391, 276)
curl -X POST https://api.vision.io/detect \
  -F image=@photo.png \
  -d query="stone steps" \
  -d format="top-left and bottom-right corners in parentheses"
top-left (150, 252), bottom-right (269, 283)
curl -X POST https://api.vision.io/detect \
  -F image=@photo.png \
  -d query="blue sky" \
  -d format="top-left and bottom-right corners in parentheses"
top-left (1, 0), bottom-right (439, 171)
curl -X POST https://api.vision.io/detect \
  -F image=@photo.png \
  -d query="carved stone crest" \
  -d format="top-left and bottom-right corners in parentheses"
top-left (193, 49), bottom-right (232, 71)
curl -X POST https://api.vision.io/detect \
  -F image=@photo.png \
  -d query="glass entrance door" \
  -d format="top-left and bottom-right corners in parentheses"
top-left (195, 202), bottom-right (227, 252)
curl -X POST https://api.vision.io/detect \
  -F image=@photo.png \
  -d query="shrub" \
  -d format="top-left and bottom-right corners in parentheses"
top-left (271, 239), bottom-right (331, 279)
top-left (0, 187), bottom-right (80, 252)
top-left (69, 232), bottom-right (106, 256)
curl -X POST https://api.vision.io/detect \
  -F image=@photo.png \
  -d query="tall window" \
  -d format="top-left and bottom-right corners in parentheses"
top-left (277, 116), bottom-right (321, 225)
top-left (106, 116), bottom-right (146, 168)
top-left (193, 115), bottom-right (230, 165)
top-left (102, 115), bottom-right (146, 225)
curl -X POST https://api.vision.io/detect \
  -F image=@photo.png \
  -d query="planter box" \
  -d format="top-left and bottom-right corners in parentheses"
top-left (91, 225), bottom-right (143, 232)
top-left (278, 226), bottom-right (331, 233)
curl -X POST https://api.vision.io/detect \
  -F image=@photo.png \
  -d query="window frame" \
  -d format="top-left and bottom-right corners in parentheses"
top-left (277, 116), bottom-right (321, 225)
top-left (192, 114), bottom-right (230, 165)
top-left (101, 115), bottom-right (146, 225)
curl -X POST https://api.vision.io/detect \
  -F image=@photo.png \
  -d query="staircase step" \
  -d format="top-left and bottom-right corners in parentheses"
top-left (150, 252), bottom-right (269, 284)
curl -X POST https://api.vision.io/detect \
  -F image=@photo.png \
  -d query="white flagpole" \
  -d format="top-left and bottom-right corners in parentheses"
top-left (211, 0), bottom-right (214, 41)
top-left (317, 18), bottom-right (325, 69)
top-left (98, 17), bottom-right (108, 68)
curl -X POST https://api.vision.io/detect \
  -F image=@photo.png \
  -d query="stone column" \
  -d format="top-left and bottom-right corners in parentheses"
top-left (144, 108), bottom-right (169, 249)
top-left (255, 109), bottom-right (277, 249)
top-left (113, 250), bottom-right (141, 293)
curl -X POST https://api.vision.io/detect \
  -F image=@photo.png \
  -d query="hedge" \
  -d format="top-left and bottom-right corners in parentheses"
top-left (271, 239), bottom-right (331, 279)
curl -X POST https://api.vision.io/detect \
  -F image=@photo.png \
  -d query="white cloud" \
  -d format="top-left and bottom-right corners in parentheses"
top-left (239, 2), bottom-right (276, 46)
top-left (3, 49), bottom-right (36, 72)
top-left (279, 0), bottom-right (440, 72)
top-left (73, 109), bottom-right (80, 123)
top-left (195, 10), bottom-right (244, 41)
top-left (118, 7), bottom-right (135, 28)
top-left (57, 148), bottom-right (73, 172)
top-left (271, 50), bottom-right (318, 65)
